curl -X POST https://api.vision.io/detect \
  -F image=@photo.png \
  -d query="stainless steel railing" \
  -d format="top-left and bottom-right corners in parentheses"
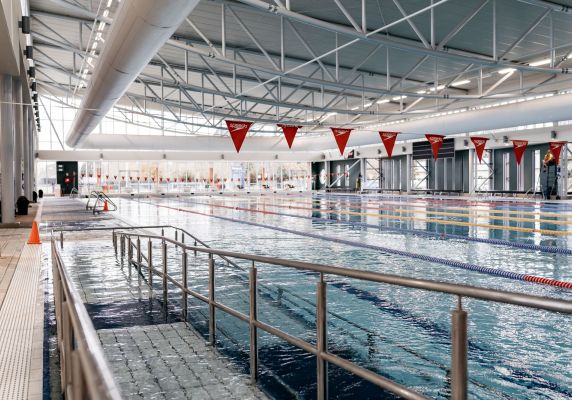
top-left (111, 228), bottom-right (572, 400)
top-left (51, 236), bottom-right (122, 400)
top-left (86, 191), bottom-right (118, 214)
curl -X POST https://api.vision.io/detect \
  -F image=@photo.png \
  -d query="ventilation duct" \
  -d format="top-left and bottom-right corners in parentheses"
top-left (66, 0), bottom-right (200, 147)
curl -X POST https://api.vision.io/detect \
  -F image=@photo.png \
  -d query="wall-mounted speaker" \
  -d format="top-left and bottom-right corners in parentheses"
top-left (463, 139), bottom-right (469, 147)
top-left (19, 16), bottom-right (30, 34)
top-left (503, 136), bottom-right (509, 144)
top-left (551, 130), bottom-right (557, 139)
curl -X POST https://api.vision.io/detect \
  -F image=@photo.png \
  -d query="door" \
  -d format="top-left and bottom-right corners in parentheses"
top-left (56, 161), bottom-right (78, 195)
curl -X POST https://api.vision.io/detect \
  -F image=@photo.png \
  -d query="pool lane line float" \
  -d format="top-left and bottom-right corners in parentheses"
top-left (314, 192), bottom-right (572, 211)
top-left (272, 196), bottom-right (572, 219)
top-left (166, 199), bottom-right (572, 255)
top-left (191, 200), bottom-right (572, 256)
top-left (258, 199), bottom-right (572, 224)
top-left (151, 201), bottom-right (572, 290)
top-left (237, 200), bottom-right (572, 236)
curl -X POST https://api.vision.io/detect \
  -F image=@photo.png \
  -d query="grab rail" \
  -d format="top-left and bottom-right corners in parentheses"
top-left (112, 229), bottom-right (571, 400)
top-left (85, 191), bottom-right (118, 214)
top-left (51, 236), bottom-right (122, 400)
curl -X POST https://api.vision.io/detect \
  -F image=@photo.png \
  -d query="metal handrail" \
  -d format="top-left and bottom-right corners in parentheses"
top-left (112, 229), bottom-right (571, 400)
top-left (51, 236), bottom-right (122, 400)
top-left (85, 191), bottom-right (118, 214)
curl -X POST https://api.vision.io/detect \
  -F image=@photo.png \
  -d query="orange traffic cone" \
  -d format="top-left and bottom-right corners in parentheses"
top-left (27, 221), bottom-right (42, 244)
top-left (103, 200), bottom-right (109, 212)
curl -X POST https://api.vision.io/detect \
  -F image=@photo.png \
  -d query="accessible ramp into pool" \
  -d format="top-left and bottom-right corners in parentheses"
top-left (42, 197), bottom-right (269, 400)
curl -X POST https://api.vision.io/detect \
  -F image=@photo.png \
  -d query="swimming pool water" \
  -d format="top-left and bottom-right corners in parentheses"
top-left (60, 194), bottom-right (572, 399)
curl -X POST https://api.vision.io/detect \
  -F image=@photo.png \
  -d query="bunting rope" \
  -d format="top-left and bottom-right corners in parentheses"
top-left (146, 201), bottom-right (572, 290)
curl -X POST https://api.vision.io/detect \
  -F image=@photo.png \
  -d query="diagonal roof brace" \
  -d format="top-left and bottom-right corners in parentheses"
top-left (66, 0), bottom-right (200, 147)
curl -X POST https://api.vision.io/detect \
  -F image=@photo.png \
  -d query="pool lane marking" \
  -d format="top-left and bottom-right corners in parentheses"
top-left (244, 200), bottom-right (572, 236)
top-left (268, 196), bottom-right (572, 219)
top-left (258, 199), bottom-right (572, 225)
top-left (176, 198), bottom-right (572, 255)
top-left (150, 201), bottom-right (572, 290)
top-left (313, 192), bottom-right (572, 211)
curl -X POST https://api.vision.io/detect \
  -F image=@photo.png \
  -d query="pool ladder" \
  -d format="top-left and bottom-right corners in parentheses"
top-left (86, 191), bottom-right (117, 214)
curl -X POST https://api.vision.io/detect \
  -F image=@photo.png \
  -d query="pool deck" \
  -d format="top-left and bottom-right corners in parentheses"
top-left (42, 197), bottom-right (268, 400)
top-left (0, 202), bottom-right (44, 400)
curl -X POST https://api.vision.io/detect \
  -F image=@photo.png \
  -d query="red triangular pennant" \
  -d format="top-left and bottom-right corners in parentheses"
top-left (225, 120), bottom-right (253, 153)
top-left (277, 124), bottom-right (302, 149)
top-left (549, 141), bottom-right (567, 165)
top-left (512, 140), bottom-right (528, 165)
top-left (379, 131), bottom-right (399, 158)
top-left (425, 134), bottom-right (445, 160)
top-left (470, 137), bottom-right (489, 163)
top-left (331, 128), bottom-right (352, 155)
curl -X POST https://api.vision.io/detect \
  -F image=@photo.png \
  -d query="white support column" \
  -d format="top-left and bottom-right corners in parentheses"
top-left (558, 144), bottom-right (568, 199)
top-left (23, 105), bottom-right (31, 199)
top-left (29, 107), bottom-right (36, 195)
top-left (1, 75), bottom-right (15, 223)
top-left (406, 154), bottom-right (412, 193)
top-left (468, 149), bottom-right (475, 194)
top-left (13, 79), bottom-right (23, 199)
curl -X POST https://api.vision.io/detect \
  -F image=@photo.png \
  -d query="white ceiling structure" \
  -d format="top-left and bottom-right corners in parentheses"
top-left (29, 0), bottom-right (572, 153)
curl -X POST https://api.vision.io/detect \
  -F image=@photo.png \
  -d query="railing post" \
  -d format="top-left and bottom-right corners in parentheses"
top-left (161, 227), bottom-right (164, 237)
top-left (60, 231), bottom-right (64, 249)
top-left (181, 232), bottom-right (185, 243)
top-left (113, 230), bottom-right (117, 256)
top-left (120, 235), bottom-right (125, 258)
top-left (148, 238), bottom-right (153, 296)
top-left (249, 262), bottom-right (258, 384)
top-left (175, 230), bottom-right (178, 241)
top-left (162, 240), bottom-right (168, 299)
top-left (451, 297), bottom-right (468, 400)
top-left (137, 237), bottom-right (142, 286)
top-left (316, 273), bottom-right (328, 400)
top-left (208, 254), bottom-right (216, 346)
top-left (127, 237), bottom-right (132, 263)
top-left (181, 250), bottom-right (188, 320)
top-left (194, 240), bottom-right (197, 257)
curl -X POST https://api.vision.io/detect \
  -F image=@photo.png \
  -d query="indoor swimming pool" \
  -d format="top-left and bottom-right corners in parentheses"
top-left (55, 194), bottom-right (572, 399)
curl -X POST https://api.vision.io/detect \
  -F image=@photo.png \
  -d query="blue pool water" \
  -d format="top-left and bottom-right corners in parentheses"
top-left (61, 194), bottom-right (572, 399)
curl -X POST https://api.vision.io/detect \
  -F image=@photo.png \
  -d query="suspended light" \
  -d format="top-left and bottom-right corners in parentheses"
top-left (528, 58), bottom-right (551, 67)
top-left (364, 102), bottom-right (372, 107)
top-left (498, 68), bottom-right (516, 74)
top-left (376, 99), bottom-right (390, 104)
top-left (451, 79), bottom-right (470, 87)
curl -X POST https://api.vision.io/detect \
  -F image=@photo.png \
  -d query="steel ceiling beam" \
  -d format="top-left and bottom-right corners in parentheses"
top-left (232, 0), bottom-right (570, 75)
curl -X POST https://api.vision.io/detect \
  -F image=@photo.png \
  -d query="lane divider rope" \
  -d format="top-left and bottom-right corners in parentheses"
top-left (258, 199), bottom-right (572, 225)
top-left (149, 201), bottom-right (572, 290)
top-left (192, 199), bottom-right (572, 256)
top-left (271, 196), bottom-right (572, 219)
